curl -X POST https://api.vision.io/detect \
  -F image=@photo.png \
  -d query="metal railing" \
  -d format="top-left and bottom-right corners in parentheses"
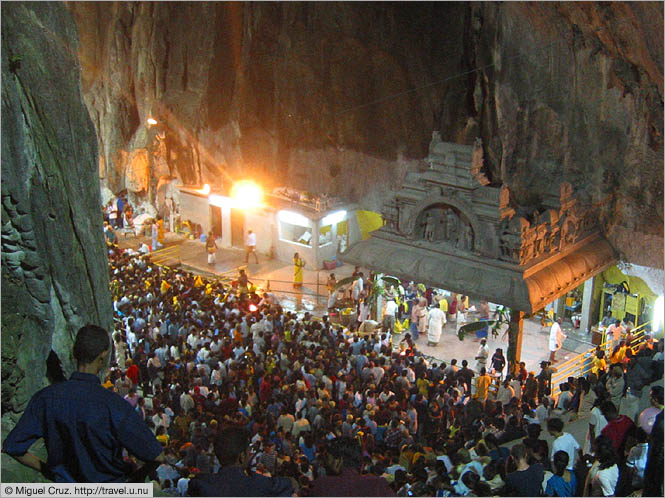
top-left (551, 321), bottom-right (652, 396)
top-left (203, 265), bottom-right (332, 307)
top-left (150, 245), bottom-right (181, 268)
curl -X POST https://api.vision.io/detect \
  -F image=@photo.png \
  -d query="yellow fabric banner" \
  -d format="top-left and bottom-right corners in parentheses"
top-left (355, 210), bottom-right (383, 240)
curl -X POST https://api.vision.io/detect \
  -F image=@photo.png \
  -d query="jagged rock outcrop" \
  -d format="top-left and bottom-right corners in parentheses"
top-left (1, 1), bottom-right (113, 456)
top-left (69, 2), bottom-right (663, 268)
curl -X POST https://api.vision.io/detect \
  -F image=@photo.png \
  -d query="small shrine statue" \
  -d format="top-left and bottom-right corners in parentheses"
top-left (423, 212), bottom-right (435, 241)
top-left (445, 209), bottom-right (458, 241)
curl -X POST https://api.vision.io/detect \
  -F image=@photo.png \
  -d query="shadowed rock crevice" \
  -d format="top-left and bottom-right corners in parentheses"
top-left (1, 2), bottom-right (113, 444)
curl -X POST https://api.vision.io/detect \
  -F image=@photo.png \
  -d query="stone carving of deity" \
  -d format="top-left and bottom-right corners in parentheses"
top-left (499, 218), bottom-right (524, 263)
top-left (423, 212), bottom-right (436, 241)
top-left (542, 209), bottom-right (559, 253)
top-left (545, 223), bottom-right (560, 253)
top-left (534, 223), bottom-right (548, 256)
top-left (445, 209), bottom-right (458, 242)
top-left (456, 223), bottom-right (474, 251)
top-left (559, 216), bottom-right (578, 248)
top-left (521, 225), bottom-right (537, 262)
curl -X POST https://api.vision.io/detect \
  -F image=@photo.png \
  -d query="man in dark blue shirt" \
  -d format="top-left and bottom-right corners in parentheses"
top-left (187, 426), bottom-right (293, 497)
top-left (504, 443), bottom-right (544, 497)
top-left (3, 324), bottom-right (164, 482)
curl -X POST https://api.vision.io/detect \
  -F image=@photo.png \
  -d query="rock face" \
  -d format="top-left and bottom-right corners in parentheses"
top-left (1, 1), bottom-right (112, 443)
top-left (69, 2), bottom-right (662, 268)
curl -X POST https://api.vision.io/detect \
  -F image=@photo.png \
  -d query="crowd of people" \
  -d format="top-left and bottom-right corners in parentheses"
top-left (93, 244), bottom-right (665, 496)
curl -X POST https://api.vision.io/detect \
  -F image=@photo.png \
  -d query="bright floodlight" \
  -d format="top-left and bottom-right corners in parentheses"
top-left (147, 117), bottom-right (158, 126)
top-left (278, 210), bottom-right (310, 227)
top-left (208, 194), bottom-right (234, 209)
top-left (248, 304), bottom-right (258, 312)
top-left (322, 210), bottom-right (347, 226)
top-left (231, 180), bottom-right (263, 209)
top-left (200, 184), bottom-right (211, 195)
top-left (654, 295), bottom-right (664, 332)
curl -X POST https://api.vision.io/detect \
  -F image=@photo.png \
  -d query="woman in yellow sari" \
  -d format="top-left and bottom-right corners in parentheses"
top-left (293, 252), bottom-right (305, 288)
top-left (157, 217), bottom-right (165, 245)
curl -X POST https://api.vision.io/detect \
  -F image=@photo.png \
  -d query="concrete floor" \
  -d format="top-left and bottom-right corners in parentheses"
top-left (117, 230), bottom-right (594, 374)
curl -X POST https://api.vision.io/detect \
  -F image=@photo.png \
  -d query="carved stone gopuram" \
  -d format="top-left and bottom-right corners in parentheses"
top-left (342, 133), bottom-right (617, 313)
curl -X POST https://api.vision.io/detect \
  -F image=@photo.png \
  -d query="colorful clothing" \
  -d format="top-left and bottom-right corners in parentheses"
top-left (293, 257), bottom-right (305, 285)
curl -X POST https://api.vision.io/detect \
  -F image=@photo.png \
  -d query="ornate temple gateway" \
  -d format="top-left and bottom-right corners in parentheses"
top-left (341, 132), bottom-right (617, 314)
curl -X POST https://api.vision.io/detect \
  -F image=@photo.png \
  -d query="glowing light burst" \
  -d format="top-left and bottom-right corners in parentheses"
top-left (198, 184), bottom-right (211, 195)
top-left (147, 117), bottom-right (158, 126)
top-left (231, 180), bottom-right (263, 209)
top-left (248, 304), bottom-right (258, 312)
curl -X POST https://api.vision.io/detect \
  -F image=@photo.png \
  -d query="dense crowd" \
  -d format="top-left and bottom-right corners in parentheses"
top-left (104, 245), bottom-right (664, 497)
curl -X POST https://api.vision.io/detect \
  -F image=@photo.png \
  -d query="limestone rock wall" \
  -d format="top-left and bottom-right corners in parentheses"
top-left (468, 3), bottom-right (663, 269)
top-left (1, 1), bottom-right (113, 438)
top-left (68, 2), bottom-right (663, 267)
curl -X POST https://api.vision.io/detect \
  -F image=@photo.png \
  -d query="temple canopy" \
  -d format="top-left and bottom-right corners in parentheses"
top-left (341, 135), bottom-right (617, 313)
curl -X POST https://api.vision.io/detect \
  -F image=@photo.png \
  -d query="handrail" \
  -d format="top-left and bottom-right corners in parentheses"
top-left (151, 245), bottom-right (181, 266)
top-left (151, 246), bottom-right (180, 257)
top-left (551, 321), bottom-right (652, 397)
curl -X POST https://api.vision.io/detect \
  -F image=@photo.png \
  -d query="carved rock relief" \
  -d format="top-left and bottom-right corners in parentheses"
top-left (497, 182), bottom-right (600, 265)
top-left (415, 204), bottom-right (475, 252)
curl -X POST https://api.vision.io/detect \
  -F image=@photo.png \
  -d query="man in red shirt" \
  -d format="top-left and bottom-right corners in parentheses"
top-left (600, 400), bottom-right (635, 456)
top-left (125, 358), bottom-right (139, 386)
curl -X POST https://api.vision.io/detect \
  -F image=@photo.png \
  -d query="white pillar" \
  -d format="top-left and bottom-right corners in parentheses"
top-left (313, 220), bottom-right (320, 270)
top-left (580, 276), bottom-right (595, 334)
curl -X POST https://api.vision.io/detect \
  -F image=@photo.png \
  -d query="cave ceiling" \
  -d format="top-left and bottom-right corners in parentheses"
top-left (67, 1), bottom-right (664, 268)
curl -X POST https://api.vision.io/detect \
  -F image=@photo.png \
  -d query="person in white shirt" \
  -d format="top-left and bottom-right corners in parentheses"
top-left (209, 337), bottom-right (221, 354)
top-left (351, 273), bottom-right (364, 303)
top-left (509, 376), bottom-right (523, 399)
top-left (125, 319), bottom-right (137, 353)
top-left (555, 383), bottom-right (573, 412)
top-left (196, 346), bottom-right (210, 364)
top-left (535, 397), bottom-right (551, 424)
top-left (233, 344), bottom-right (246, 360)
top-left (625, 429), bottom-right (649, 490)
top-left (169, 343), bottom-right (181, 361)
top-left (585, 404), bottom-right (608, 454)
top-left (245, 229), bottom-right (258, 263)
top-left (549, 317), bottom-right (567, 363)
top-left (475, 339), bottom-right (489, 372)
top-left (180, 391), bottom-right (195, 414)
top-left (606, 320), bottom-right (624, 351)
top-left (496, 378), bottom-right (515, 406)
top-left (187, 331), bottom-right (200, 350)
top-left (291, 414), bottom-right (311, 439)
top-left (176, 476), bottom-right (190, 497)
top-left (250, 319), bottom-right (265, 341)
top-left (383, 299), bottom-right (398, 333)
top-left (584, 435), bottom-right (619, 497)
top-left (426, 305), bottom-right (447, 346)
top-left (379, 386), bottom-right (395, 403)
top-left (547, 417), bottom-right (580, 470)
top-left (152, 407), bottom-right (171, 430)
top-left (210, 364), bottom-right (225, 387)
